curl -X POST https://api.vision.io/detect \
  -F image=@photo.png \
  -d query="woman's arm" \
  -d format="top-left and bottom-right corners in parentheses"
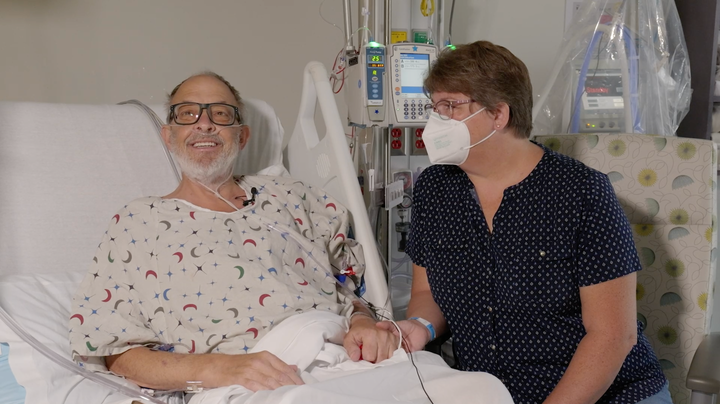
top-left (407, 264), bottom-right (447, 336)
top-left (543, 272), bottom-right (638, 404)
top-left (389, 263), bottom-right (448, 351)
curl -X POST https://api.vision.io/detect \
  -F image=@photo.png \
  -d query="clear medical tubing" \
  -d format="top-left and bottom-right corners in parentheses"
top-left (342, 0), bottom-right (354, 52)
top-left (264, 222), bottom-right (370, 306)
top-left (262, 220), bottom-right (396, 322)
top-left (361, 0), bottom-right (370, 46)
top-left (199, 176), bottom-right (375, 313)
top-left (0, 305), bottom-right (167, 404)
top-left (119, 99), bottom-right (182, 184)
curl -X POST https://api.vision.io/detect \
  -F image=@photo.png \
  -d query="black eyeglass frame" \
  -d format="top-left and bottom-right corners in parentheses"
top-left (168, 102), bottom-right (243, 126)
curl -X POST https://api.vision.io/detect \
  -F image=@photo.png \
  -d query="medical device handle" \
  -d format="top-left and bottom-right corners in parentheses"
top-left (292, 61), bottom-right (392, 316)
top-left (0, 304), bottom-right (166, 404)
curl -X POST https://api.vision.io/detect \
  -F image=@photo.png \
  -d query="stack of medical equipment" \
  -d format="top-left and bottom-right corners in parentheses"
top-left (336, 0), bottom-right (455, 320)
top-left (532, 0), bottom-right (691, 137)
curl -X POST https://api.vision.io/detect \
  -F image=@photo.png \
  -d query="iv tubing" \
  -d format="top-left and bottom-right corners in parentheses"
top-left (342, 0), bottom-right (354, 52)
top-left (119, 100), bottom-right (181, 184)
top-left (195, 174), bottom-right (377, 315)
top-left (0, 304), bottom-right (166, 404)
top-left (361, 0), bottom-right (370, 46)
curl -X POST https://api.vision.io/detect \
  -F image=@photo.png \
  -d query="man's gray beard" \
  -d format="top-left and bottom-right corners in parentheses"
top-left (170, 133), bottom-right (240, 189)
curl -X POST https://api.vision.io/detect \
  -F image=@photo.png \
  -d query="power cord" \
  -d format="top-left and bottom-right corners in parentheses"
top-left (373, 306), bottom-right (434, 404)
top-left (402, 333), bottom-right (436, 404)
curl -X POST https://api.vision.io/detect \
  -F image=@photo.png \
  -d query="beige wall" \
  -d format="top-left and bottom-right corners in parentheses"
top-left (451, 0), bottom-right (566, 101)
top-left (0, 0), bottom-right (565, 132)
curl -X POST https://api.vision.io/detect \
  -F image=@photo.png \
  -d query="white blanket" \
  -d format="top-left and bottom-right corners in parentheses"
top-left (188, 311), bottom-right (514, 404)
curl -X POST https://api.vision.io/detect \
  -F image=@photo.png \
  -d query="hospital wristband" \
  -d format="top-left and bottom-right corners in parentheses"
top-left (408, 317), bottom-right (436, 341)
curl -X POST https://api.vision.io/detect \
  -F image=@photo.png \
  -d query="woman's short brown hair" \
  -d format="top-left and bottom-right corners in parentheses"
top-left (424, 41), bottom-right (533, 138)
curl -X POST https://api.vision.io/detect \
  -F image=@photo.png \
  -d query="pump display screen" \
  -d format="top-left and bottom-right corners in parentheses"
top-left (400, 53), bottom-right (429, 97)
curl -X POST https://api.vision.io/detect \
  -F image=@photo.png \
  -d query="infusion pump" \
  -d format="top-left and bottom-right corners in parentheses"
top-left (388, 43), bottom-right (437, 125)
top-left (346, 42), bottom-right (437, 128)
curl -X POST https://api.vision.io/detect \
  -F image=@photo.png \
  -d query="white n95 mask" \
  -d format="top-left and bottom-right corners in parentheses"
top-left (422, 107), bottom-right (497, 165)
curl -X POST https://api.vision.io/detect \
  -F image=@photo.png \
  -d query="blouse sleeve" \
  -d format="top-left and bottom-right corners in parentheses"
top-left (406, 170), bottom-right (430, 267)
top-left (575, 170), bottom-right (642, 287)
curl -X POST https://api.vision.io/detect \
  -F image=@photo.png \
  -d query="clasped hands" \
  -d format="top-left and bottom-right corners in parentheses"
top-left (218, 315), bottom-right (429, 392)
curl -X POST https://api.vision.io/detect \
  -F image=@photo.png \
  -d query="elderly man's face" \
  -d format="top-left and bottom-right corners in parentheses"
top-left (162, 75), bottom-right (249, 186)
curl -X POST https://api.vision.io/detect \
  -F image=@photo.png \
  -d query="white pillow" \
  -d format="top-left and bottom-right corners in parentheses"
top-left (0, 272), bottom-right (137, 404)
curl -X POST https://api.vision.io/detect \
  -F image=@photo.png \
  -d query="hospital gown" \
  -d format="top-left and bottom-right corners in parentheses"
top-left (68, 175), bottom-right (365, 372)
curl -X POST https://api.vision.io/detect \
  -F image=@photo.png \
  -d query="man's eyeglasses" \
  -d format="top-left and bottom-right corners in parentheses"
top-left (423, 99), bottom-right (475, 120)
top-left (169, 102), bottom-right (242, 126)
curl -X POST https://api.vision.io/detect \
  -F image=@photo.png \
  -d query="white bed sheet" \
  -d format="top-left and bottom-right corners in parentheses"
top-left (187, 311), bottom-right (513, 404)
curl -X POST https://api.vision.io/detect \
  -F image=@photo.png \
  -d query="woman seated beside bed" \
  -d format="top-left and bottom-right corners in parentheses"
top-left (369, 41), bottom-right (670, 404)
top-left (68, 72), bottom-right (514, 404)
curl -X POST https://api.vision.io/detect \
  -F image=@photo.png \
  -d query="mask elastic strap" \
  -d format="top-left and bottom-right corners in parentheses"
top-left (460, 106), bottom-right (486, 123)
top-left (463, 129), bottom-right (497, 150)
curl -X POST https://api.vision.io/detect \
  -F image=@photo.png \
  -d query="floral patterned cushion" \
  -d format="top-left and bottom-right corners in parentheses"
top-left (534, 134), bottom-right (717, 404)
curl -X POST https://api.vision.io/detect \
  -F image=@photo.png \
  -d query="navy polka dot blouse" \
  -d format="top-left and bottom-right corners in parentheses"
top-left (406, 143), bottom-right (666, 403)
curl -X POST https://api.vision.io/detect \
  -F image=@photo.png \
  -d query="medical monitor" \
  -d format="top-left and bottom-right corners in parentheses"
top-left (570, 66), bottom-right (626, 133)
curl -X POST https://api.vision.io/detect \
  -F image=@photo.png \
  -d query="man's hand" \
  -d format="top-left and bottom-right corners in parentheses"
top-left (343, 315), bottom-right (399, 363)
top-left (376, 319), bottom-right (430, 352)
top-left (210, 351), bottom-right (304, 392)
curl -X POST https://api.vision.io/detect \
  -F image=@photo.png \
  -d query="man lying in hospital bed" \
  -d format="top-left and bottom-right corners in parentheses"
top-left (66, 72), bottom-right (514, 404)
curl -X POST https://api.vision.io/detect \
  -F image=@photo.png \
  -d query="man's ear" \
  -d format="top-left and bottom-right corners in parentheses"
top-left (160, 125), bottom-right (172, 148)
top-left (239, 125), bottom-right (251, 150)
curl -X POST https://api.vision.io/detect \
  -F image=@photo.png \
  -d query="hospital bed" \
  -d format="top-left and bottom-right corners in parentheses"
top-left (0, 62), bottom-right (391, 403)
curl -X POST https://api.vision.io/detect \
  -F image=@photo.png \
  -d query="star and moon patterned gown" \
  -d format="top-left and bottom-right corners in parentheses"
top-left (69, 175), bottom-right (365, 372)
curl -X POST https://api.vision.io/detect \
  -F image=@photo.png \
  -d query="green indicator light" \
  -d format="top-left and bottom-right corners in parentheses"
top-left (368, 41), bottom-right (383, 48)
top-left (592, 124), bottom-right (596, 127)
top-left (446, 44), bottom-right (457, 50)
